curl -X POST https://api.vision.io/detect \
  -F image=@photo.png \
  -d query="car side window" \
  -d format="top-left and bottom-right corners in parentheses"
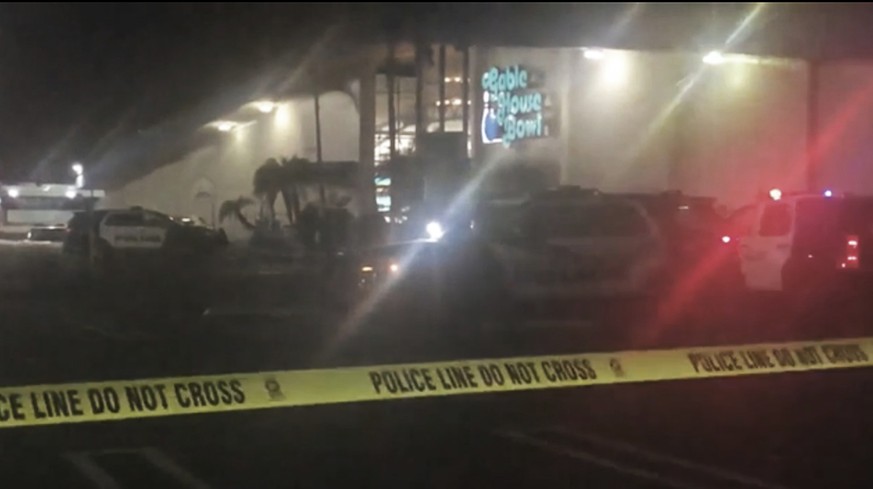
top-left (104, 212), bottom-right (143, 227)
top-left (759, 203), bottom-right (792, 237)
top-left (143, 211), bottom-right (172, 228)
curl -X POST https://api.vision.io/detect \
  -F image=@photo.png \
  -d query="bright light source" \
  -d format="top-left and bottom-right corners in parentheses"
top-left (703, 51), bottom-right (726, 65)
top-left (389, 263), bottom-right (400, 273)
top-left (721, 235), bottom-right (732, 244)
top-left (273, 103), bottom-right (290, 129)
top-left (216, 121), bottom-right (236, 132)
top-left (65, 188), bottom-right (77, 199)
top-left (824, 189), bottom-right (833, 198)
top-left (255, 101), bottom-right (275, 113)
top-left (426, 221), bottom-right (445, 241)
top-left (7, 187), bottom-right (19, 198)
top-left (769, 188), bottom-right (782, 201)
top-left (601, 55), bottom-right (630, 87)
top-left (727, 65), bottom-right (749, 89)
top-left (71, 163), bottom-right (84, 175)
top-left (361, 266), bottom-right (374, 273)
top-left (583, 48), bottom-right (605, 61)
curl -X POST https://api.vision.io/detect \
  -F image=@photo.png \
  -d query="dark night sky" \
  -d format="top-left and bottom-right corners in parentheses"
top-left (0, 3), bottom-right (351, 183)
top-left (2, 3), bottom-right (873, 186)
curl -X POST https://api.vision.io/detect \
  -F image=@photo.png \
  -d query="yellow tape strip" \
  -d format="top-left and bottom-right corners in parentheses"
top-left (0, 336), bottom-right (870, 428)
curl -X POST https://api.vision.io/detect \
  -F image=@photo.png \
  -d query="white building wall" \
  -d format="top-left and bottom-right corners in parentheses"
top-left (472, 47), bottom-right (811, 210)
top-left (565, 50), bottom-right (682, 195)
top-left (677, 58), bottom-right (808, 208)
top-left (816, 61), bottom-right (873, 195)
top-left (104, 91), bottom-right (359, 241)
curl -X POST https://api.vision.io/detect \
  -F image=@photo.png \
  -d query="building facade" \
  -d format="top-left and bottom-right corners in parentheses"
top-left (104, 42), bottom-right (873, 241)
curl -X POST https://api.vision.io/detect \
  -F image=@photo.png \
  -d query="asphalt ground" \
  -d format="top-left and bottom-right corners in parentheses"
top-left (1, 243), bottom-right (872, 488)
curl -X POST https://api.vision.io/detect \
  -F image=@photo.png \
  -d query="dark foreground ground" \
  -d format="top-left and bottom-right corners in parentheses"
top-left (0, 243), bottom-right (872, 488)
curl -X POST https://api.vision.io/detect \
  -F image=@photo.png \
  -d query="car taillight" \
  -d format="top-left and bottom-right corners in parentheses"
top-left (839, 234), bottom-right (860, 270)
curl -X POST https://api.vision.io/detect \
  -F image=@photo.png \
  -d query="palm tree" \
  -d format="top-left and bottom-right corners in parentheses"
top-left (218, 197), bottom-right (256, 230)
top-left (249, 155), bottom-right (362, 233)
top-left (252, 158), bottom-right (284, 224)
top-left (279, 155), bottom-right (309, 224)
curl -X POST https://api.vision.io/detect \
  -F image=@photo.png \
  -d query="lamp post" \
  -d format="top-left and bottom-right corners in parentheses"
top-left (73, 162), bottom-right (97, 271)
top-left (72, 163), bottom-right (84, 189)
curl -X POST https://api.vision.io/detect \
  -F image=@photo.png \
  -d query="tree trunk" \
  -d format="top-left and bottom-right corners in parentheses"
top-left (264, 192), bottom-right (278, 224)
top-left (292, 186), bottom-right (302, 224)
top-left (279, 186), bottom-right (297, 225)
top-left (235, 207), bottom-right (256, 230)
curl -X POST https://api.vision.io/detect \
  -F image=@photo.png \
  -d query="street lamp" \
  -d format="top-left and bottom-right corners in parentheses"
top-left (583, 48), bottom-right (606, 61)
top-left (255, 100), bottom-right (275, 113)
top-left (72, 162), bottom-right (84, 189)
top-left (216, 121), bottom-right (236, 132)
top-left (703, 51), bottom-right (726, 65)
top-left (72, 162), bottom-right (98, 270)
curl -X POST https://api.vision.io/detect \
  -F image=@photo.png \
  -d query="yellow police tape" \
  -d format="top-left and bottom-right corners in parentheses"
top-left (0, 336), bottom-right (871, 428)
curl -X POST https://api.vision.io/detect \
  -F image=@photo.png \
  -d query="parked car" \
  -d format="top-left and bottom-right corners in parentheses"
top-left (63, 207), bottom-right (228, 263)
top-left (735, 190), bottom-right (873, 301)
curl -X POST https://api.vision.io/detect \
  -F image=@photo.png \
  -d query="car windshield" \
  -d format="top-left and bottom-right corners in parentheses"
top-left (533, 202), bottom-right (650, 239)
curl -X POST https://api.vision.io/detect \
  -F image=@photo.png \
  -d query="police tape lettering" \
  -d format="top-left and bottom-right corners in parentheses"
top-left (367, 357), bottom-right (599, 396)
top-left (0, 337), bottom-right (870, 428)
top-left (685, 341), bottom-right (873, 376)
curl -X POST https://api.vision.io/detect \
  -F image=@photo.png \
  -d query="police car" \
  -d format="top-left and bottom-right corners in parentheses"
top-left (733, 189), bottom-right (873, 297)
top-left (484, 187), bottom-right (669, 301)
top-left (63, 207), bottom-right (227, 260)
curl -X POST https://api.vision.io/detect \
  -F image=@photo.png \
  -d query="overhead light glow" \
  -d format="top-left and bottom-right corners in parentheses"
top-left (769, 188), bottom-right (782, 201)
top-left (426, 221), bottom-right (445, 241)
top-left (216, 121), bottom-right (236, 132)
top-left (824, 189), bottom-right (833, 198)
top-left (703, 51), bottom-right (726, 65)
top-left (7, 187), bottom-right (19, 198)
top-left (65, 188), bottom-right (77, 199)
top-left (721, 235), bottom-right (732, 244)
top-left (71, 163), bottom-right (84, 175)
top-left (601, 54), bottom-right (630, 87)
top-left (583, 48), bottom-right (606, 61)
top-left (255, 101), bottom-right (275, 113)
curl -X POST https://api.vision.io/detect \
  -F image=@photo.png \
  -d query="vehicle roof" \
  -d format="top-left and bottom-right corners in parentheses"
top-left (1, 183), bottom-right (106, 199)
top-left (74, 207), bottom-right (165, 214)
top-left (767, 194), bottom-right (873, 204)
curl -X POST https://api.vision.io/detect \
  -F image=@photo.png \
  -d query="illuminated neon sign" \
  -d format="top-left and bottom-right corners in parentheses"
top-left (480, 65), bottom-right (549, 147)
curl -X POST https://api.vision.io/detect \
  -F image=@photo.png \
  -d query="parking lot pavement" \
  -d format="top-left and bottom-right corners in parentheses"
top-left (3, 241), bottom-right (873, 487)
top-left (0, 393), bottom-right (749, 488)
top-left (4, 366), bottom-right (873, 489)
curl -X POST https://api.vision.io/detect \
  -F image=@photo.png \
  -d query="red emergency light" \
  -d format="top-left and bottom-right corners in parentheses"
top-left (840, 234), bottom-right (860, 270)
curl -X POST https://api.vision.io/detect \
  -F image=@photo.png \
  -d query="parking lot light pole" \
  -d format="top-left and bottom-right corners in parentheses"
top-left (73, 163), bottom-right (97, 272)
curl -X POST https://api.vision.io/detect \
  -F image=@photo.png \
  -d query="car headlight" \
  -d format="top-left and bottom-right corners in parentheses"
top-left (426, 221), bottom-right (445, 241)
